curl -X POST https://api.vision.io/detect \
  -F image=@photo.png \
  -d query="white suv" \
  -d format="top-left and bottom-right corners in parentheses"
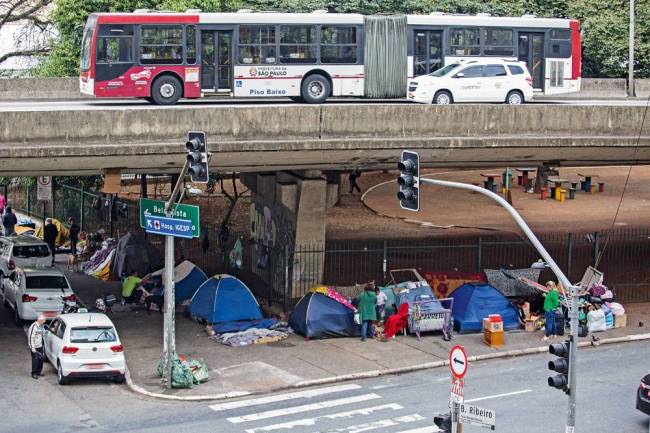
top-left (2, 267), bottom-right (76, 325)
top-left (0, 235), bottom-right (53, 280)
top-left (407, 59), bottom-right (534, 105)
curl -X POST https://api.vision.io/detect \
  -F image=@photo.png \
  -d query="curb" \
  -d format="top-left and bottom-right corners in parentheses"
top-left (124, 332), bottom-right (650, 402)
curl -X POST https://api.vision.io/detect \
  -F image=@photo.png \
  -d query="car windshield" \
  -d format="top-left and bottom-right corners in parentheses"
top-left (70, 327), bottom-right (117, 343)
top-left (13, 245), bottom-right (50, 258)
top-left (429, 63), bottom-right (460, 77)
top-left (26, 276), bottom-right (69, 289)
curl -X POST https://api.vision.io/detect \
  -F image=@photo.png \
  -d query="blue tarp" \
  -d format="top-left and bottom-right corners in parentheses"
top-left (289, 292), bottom-right (360, 339)
top-left (213, 318), bottom-right (278, 334)
top-left (189, 274), bottom-right (263, 324)
top-left (450, 283), bottom-right (520, 333)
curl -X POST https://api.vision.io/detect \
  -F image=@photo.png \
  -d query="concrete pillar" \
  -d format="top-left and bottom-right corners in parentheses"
top-left (245, 171), bottom-right (328, 301)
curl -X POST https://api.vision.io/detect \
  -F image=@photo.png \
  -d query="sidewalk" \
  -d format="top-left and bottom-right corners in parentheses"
top-left (60, 260), bottom-right (650, 400)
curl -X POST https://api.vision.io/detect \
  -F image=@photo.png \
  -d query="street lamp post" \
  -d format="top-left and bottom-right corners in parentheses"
top-left (419, 177), bottom-right (579, 432)
top-left (629, 0), bottom-right (636, 97)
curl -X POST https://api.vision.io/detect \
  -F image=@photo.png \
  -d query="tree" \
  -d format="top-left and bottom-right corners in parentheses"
top-left (0, 0), bottom-right (54, 67)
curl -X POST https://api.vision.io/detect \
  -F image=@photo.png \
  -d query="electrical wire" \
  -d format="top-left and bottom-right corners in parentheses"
top-left (594, 92), bottom-right (650, 268)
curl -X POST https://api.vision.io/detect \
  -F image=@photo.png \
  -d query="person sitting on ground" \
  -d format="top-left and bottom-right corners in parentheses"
top-left (543, 281), bottom-right (560, 341)
top-left (122, 270), bottom-right (146, 304)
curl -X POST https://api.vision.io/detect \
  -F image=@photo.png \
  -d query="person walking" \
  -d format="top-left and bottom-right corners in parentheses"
top-left (356, 283), bottom-right (377, 342)
top-left (2, 205), bottom-right (17, 236)
top-left (68, 217), bottom-right (80, 257)
top-left (28, 314), bottom-right (46, 379)
top-left (0, 192), bottom-right (6, 217)
top-left (543, 281), bottom-right (560, 341)
top-left (43, 218), bottom-right (58, 267)
top-left (348, 169), bottom-right (361, 194)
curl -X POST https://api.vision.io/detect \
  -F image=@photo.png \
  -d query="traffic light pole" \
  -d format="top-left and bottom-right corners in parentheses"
top-left (420, 177), bottom-right (578, 432)
top-left (162, 160), bottom-right (189, 389)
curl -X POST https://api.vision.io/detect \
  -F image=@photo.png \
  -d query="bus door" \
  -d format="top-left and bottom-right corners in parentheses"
top-left (518, 32), bottom-right (544, 91)
top-left (200, 30), bottom-right (232, 92)
top-left (413, 30), bottom-right (443, 77)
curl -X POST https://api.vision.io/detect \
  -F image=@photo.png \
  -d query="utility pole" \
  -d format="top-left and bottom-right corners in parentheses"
top-left (418, 177), bottom-right (579, 432)
top-left (628, 0), bottom-right (636, 97)
top-left (162, 160), bottom-right (189, 389)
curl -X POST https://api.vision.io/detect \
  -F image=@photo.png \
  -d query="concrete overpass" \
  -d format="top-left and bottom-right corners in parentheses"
top-left (0, 103), bottom-right (649, 176)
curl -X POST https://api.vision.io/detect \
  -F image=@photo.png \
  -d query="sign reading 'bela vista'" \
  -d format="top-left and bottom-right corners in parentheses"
top-left (139, 198), bottom-right (200, 237)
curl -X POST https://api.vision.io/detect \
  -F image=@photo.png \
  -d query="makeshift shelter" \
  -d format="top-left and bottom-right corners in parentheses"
top-left (484, 268), bottom-right (541, 298)
top-left (289, 292), bottom-right (360, 339)
top-left (149, 261), bottom-right (208, 303)
top-left (450, 283), bottom-right (519, 333)
top-left (111, 231), bottom-right (162, 279)
top-left (189, 275), bottom-right (262, 324)
top-left (35, 218), bottom-right (69, 247)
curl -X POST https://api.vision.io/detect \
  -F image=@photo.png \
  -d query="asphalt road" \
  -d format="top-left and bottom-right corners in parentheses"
top-left (0, 288), bottom-right (648, 433)
top-left (0, 97), bottom-right (649, 112)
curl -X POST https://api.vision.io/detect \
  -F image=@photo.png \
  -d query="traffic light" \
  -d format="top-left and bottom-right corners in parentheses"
top-left (433, 413), bottom-right (451, 433)
top-left (397, 150), bottom-right (419, 211)
top-left (186, 131), bottom-right (208, 183)
top-left (548, 340), bottom-right (571, 394)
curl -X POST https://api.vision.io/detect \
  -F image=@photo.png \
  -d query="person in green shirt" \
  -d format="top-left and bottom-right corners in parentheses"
top-left (122, 271), bottom-right (144, 304)
top-left (543, 281), bottom-right (560, 341)
top-left (356, 284), bottom-right (377, 342)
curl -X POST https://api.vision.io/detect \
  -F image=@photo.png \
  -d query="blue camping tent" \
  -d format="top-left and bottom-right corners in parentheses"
top-left (289, 292), bottom-right (360, 339)
top-left (150, 260), bottom-right (208, 303)
top-left (450, 283), bottom-right (519, 333)
top-left (189, 275), bottom-right (262, 324)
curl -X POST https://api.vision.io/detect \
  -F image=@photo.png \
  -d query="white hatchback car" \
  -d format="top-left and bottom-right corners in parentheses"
top-left (0, 235), bottom-right (52, 279)
top-left (2, 267), bottom-right (76, 325)
top-left (407, 59), bottom-right (534, 105)
top-left (43, 313), bottom-right (126, 385)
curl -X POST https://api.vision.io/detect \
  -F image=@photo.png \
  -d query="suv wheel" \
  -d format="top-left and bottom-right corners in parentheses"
top-left (506, 90), bottom-right (524, 105)
top-left (433, 90), bottom-right (453, 105)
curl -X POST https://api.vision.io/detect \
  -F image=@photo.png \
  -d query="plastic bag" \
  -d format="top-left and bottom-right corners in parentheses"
top-left (189, 359), bottom-right (209, 384)
top-left (155, 354), bottom-right (194, 388)
top-left (353, 311), bottom-right (360, 325)
top-left (587, 309), bottom-right (606, 333)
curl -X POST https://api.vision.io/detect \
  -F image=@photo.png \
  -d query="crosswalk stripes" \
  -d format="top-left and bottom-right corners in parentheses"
top-left (210, 383), bottom-right (443, 433)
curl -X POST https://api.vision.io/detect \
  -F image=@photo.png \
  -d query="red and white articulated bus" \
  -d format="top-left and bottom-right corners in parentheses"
top-left (79, 10), bottom-right (581, 104)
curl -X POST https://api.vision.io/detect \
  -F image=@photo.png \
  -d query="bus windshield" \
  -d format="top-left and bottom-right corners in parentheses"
top-left (429, 63), bottom-right (460, 77)
top-left (80, 17), bottom-right (96, 71)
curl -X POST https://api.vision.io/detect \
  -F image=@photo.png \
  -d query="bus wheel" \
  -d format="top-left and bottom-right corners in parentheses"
top-left (433, 90), bottom-right (453, 105)
top-left (151, 75), bottom-right (182, 105)
top-left (301, 74), bottom-right (330, 104)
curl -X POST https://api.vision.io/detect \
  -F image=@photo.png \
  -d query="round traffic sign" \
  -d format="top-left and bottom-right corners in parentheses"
top-left (449, 345), bottom-right (469, 379)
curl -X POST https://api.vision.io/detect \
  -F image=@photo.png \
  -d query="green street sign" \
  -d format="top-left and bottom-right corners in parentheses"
top-left (139, 198), bottom-right (200, 237)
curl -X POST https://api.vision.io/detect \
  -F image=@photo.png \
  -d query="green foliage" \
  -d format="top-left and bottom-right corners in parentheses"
top-left (37, 0), bottom-right (650, 78)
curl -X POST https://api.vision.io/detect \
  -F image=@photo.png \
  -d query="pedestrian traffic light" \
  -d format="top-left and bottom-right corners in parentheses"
top-left (548, 340), bottom-right (571, 394)
top-left (186, 131), bottom-right (208, 183)
top-left (433, 412), bottom-right (451, 433)
top-left (397, 150), bottom-right (419, 211)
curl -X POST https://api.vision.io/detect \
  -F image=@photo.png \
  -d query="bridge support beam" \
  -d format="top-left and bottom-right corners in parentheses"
top-left (242, 171), bottom-right (339, 300)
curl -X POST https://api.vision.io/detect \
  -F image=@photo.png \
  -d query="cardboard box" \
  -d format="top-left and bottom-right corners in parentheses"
top-left (483, 318), bottom-right (503, 332)
top-left (614, 314), bottom-right (627, 328)
top-left (484, 329), bottom-right (504, 348)
top-left (525, 319), bottom-right (536, 332)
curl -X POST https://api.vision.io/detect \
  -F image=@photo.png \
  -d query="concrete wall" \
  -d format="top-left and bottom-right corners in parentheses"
top-left (0, 77), bottom-right (86, 100)
top-left (1, 77), bottom-right (650, 100)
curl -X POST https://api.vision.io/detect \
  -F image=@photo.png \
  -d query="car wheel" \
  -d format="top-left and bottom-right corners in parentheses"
top-left (301, 74), bottom-right (330, 104)
top-left (151, 75), bottom-right (182, 105)
top-left (506, 90), bottom-right (524, 105)
top-left (13, 308), bottom-right (23, 327)
top-left (433, 90), bottom-right (453, 105)
top-left (57, 361), bottom-right (69, 385)
top-left (114, 374), bottom-right (125, 384)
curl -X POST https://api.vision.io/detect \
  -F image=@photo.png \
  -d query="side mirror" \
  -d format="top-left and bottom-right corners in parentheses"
top-left (454, 72), bottom-right (465, 78)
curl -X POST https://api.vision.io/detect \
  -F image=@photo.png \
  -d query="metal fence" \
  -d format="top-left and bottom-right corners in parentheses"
top-left (7, 182), bottom-right (650, 309)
